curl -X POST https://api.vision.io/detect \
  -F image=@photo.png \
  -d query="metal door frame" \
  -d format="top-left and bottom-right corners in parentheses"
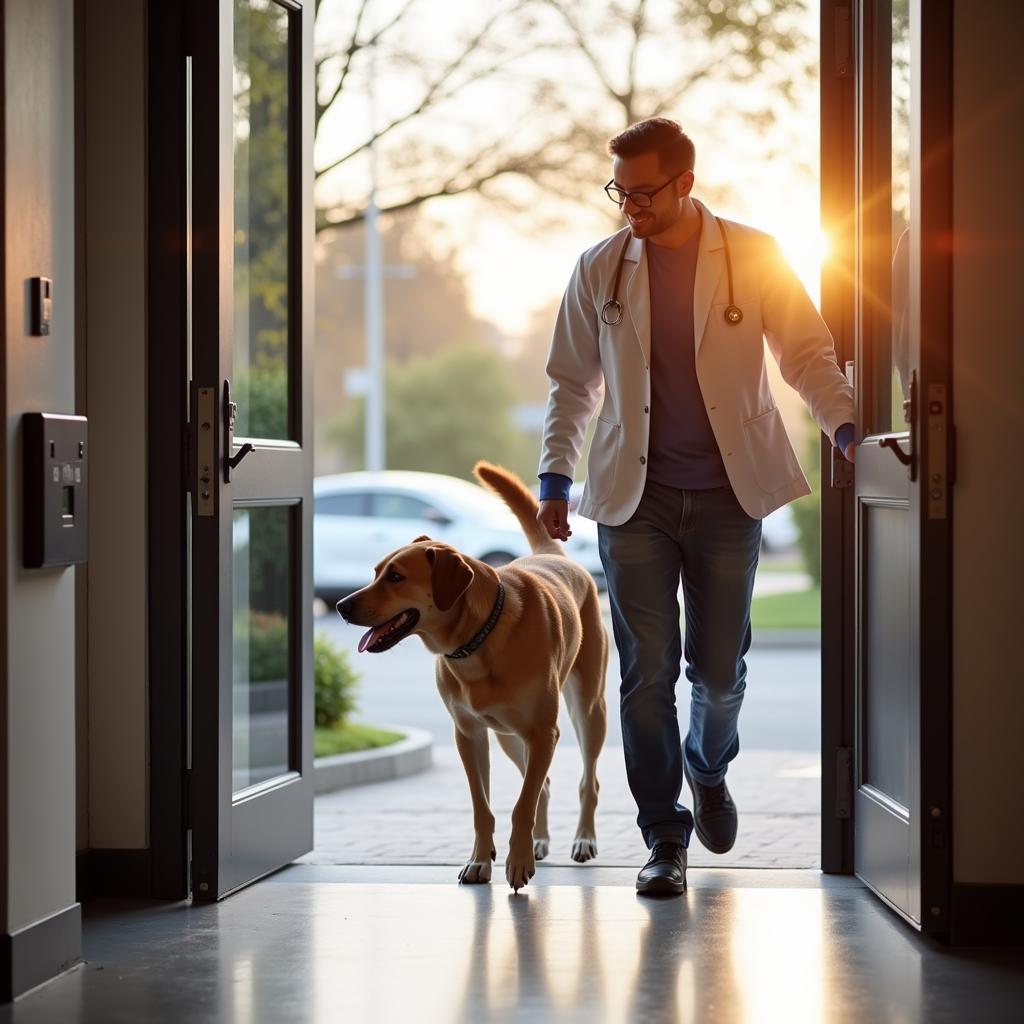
top-left (148, 0), bottom-right (315, 902)
top-left (188, 0), bottom-right (314, 902)
top-left (819, 0), bottom-right (858, 876)
top-left (821, 0), bottom-right (953, 933)
top-left (148, 0), bottom-right (190, 901)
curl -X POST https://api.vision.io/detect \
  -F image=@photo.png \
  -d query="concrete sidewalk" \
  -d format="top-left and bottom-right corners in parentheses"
top-left (304, 743), bottom-right (820, 873)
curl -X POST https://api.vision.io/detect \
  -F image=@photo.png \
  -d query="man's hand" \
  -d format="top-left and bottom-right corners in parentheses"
top-left (537, 499), bottom-right (572, 542)
top-left (843, 442), bottom-right (856, 463)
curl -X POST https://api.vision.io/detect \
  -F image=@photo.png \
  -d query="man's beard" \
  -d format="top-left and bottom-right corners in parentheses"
top-left (627, 211), bottom-right (658, 236)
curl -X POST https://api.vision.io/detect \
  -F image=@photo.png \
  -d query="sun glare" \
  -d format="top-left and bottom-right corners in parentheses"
top-left (776, 227), bottom-right (830, 302)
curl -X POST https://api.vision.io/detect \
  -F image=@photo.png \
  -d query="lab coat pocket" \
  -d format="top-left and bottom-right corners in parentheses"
top-left (585, 417), bottom-right (621, 503)
top-left (742, 407), bottom-right (801, 493)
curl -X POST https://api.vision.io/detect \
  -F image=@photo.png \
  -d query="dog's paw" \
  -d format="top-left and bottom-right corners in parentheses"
top-left (571, 837), bottom-right (598, 863)
top-left (458, 858), bottom-right (493, 884)
top-left (533, 837), bottom-right (550, 861)
top-left (506, 845), bottom-right (536, 893)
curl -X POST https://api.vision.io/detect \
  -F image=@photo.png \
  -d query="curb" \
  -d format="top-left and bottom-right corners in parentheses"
top-left (751, 629), bottom-right (821, 649)
top-left (313, 724), bottom-right (433, 794)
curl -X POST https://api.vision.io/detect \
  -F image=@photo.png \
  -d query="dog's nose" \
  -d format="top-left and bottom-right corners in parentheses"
top-left (336, 596), bottom-right (354, 621)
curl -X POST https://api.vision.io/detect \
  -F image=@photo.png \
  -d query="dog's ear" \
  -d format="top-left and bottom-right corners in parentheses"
top-left (425, 546), bottom-right (473, 612)
top-left (412, 534), bottom-right (431, 543)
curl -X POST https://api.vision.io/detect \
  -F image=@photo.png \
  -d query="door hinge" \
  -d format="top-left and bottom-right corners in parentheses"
top-left (834, 4), bottom-right (852, 79)
top-left (183, 420), bottom-right (193, 493)
top-left (926, 382), bottom-right (948, 519)
top-left (830, 446), bottom-right (854, 489)
top-left (836, 746), bottom-right (853, 819)
top-left (196, 386), bottom-right (216, 516)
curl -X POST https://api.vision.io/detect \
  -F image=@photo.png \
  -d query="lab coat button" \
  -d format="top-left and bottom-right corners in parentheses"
top-left (644, 406), bottom-right (649, 413)
top-left (639, 456), bottom-right (646, 464)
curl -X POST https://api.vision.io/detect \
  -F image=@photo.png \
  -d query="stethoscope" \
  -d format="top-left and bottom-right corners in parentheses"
top-left (600, 216), bottom-right (743, 327)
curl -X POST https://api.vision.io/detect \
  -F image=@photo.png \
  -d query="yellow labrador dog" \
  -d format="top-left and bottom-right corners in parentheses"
top-left (337, 462), bottom-right (608, 891)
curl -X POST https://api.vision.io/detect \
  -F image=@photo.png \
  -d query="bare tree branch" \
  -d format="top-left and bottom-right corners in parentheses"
top-left (313, 0), bottom-right (812, 233)
top-left (316, 1), bottom-right (535, 180)
top-left (648, 55), bottom-right (728, 118)
top-left (623, 0), bottom-right (648, 122)
top-left (318, 122), bottom-right (587, 231)
top-left (316, 0), bottom-right (371, 131)
top-left (315, 0), bottom-right (421, 133)
top-left (540, 0), bottom-right (627, 107)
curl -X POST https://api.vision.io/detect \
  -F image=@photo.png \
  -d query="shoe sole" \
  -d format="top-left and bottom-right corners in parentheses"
top-left (635, 876), bottom-right (687, 895)
top-left (683, 763), bottom-right (737, 855)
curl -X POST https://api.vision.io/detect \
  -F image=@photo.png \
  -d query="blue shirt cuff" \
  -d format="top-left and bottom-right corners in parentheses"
top-left (835, 422), bottom-right (855, 457)
top-left (538, 472), bottom-right (572, 502)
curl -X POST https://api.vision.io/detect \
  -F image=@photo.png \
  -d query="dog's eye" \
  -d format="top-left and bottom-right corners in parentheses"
top-left (386, 570), bottom-right (404, 583)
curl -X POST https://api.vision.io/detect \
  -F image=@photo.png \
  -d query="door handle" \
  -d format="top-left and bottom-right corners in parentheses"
top-left (227, 443), bottom-right (255, 476)
top-left (879, 436), bottom-right (912, 465)
top-left (222, 379), bottom-right (255, 483)
top-left (879, 371), bottom-right (918, 482)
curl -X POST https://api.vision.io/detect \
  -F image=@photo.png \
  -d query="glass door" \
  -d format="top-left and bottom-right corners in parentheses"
top-left (850, 0), bottom-right (953, 931)
top-left (188, 0), bottom-right (314, 900)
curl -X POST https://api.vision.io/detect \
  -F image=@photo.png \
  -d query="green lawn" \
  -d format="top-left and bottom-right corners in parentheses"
top-left (314, 723), bottom-right (405, 758)
top-left (749, 586), bottom-right (821, 630)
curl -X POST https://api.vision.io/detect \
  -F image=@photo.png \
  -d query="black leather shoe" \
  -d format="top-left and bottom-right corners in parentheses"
top-left (636, 842), bottom-right (687, 895)
top-left (683, 760), bottom-right (738, 854)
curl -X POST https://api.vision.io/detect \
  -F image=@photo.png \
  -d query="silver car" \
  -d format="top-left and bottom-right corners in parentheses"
top-left (314, 470), bottom-right (605, 601)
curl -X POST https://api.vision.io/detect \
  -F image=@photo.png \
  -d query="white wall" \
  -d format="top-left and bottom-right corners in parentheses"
top-left (3, 0), bottom-right (78, 932)
top-left (951, 0), bottom-right (1024, 884)
top-left (77, 0), bottom-right (149, 851)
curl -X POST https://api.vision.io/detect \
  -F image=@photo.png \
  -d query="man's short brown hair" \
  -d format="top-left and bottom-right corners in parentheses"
top-left (607, 118), bottom-right (695, 176)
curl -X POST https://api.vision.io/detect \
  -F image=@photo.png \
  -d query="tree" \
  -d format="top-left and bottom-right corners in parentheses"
top-left (235, 1), bottom-right (292, 437)
top-left (313, 211), bottom-right (505, 469)
top-left (313, 0), bottom-right (813, 231)
top-left (315, 0), bottom-right (556, 231)
top-left (325, 343), bottom-right (538, 480)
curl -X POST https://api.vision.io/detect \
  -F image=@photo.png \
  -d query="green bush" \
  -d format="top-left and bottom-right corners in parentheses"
top-left (791, 490), bottom-right (820, 586)
top-left (314, 631), bottom-right (360, 728)
top-left (246, 611), bottom-right (289, 682)
top-left (791, 422), bottom-right (822, 586)
top-left (243, 614), bottom-right (360, 728)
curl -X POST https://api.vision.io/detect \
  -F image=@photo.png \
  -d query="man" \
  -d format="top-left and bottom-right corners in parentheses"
top-left (536, 118), bottom-right (855, 896)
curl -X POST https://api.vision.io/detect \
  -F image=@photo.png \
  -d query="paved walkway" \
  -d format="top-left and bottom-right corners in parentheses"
top-left (304, 743), bottom-right (820, 872)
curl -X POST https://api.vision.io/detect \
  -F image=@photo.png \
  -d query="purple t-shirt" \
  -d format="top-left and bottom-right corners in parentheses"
top-left (645, 232), bottom-right (730, 490)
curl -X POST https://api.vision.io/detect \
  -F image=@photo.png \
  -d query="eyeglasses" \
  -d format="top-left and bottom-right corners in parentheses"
top-left (603, 174), bottom-right (681, 208)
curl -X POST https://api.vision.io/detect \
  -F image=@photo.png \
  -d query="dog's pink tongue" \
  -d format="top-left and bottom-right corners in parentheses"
top-left (358, 624), bottom-right (385, 653)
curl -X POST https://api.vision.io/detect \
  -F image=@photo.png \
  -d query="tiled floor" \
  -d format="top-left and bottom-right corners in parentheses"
top-left (5, 867), bottom-right (1022, 1023)
top-left (305, 743), bottom-right (820, 871)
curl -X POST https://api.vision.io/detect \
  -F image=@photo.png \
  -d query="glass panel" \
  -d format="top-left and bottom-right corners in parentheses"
top-left (863, 505), bottom-right (911, 807)
top-left (232, 505), bottom-right (292, 792)
top-left (889, 0), bottom-right (912, 428)
top-left (233, 0), bottom-right (291, 439)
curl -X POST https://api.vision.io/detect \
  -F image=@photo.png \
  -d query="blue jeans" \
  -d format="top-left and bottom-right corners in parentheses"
top-left (598, 481), bottom-right (761, 849)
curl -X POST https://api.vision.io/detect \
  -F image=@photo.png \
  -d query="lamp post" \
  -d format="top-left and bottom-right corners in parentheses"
top-left (364, 34), bottom-right (384, 471)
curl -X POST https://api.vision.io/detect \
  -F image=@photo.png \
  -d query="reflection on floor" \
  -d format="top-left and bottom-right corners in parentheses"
top-left (4, 867), bottom-right (1022, 1023)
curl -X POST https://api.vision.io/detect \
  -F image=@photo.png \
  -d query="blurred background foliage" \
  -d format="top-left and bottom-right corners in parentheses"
top-left (790, 424), bottom-right (822, 586)
top-left (325, 342), bottom-right (539, 482)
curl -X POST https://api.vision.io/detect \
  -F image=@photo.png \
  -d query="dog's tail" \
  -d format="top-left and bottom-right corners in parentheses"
top-left (473, 461), bottom-right (563, 557)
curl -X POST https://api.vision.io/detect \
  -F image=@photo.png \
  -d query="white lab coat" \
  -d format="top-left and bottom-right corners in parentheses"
top-left (539, 200), bottom-right (854, 524)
